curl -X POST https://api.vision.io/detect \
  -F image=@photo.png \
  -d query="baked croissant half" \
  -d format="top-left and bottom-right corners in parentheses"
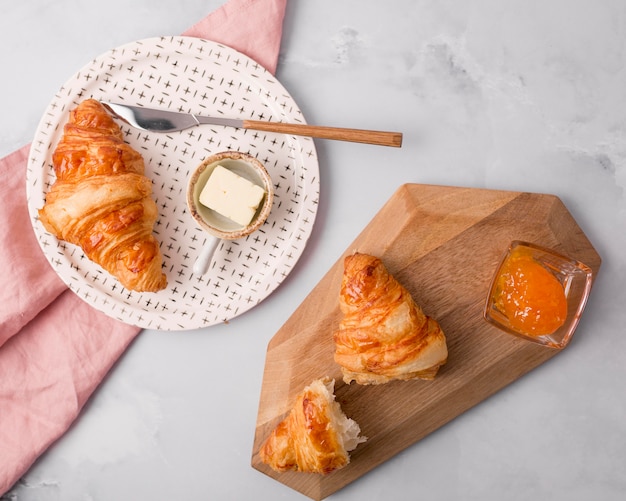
top-left (38, 99), bottom-right (167, 292)
top-left (259, 378), bottom-right (366, 475)
top-left (334, 253), bottom-right (447, 385)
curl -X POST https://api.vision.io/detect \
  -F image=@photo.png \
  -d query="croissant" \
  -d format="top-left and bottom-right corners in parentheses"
top-left (259, 378), bottom-right (366, 475)
top-left (334, 253), bottom-right (447, 385)
top-left (38, 99), bottom-right (167, 292)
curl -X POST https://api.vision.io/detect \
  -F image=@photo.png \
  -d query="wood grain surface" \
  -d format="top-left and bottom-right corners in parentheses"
top-left (242, 120), bottom-right (403, 147)
top-left (251, 184), bottom-right (602, 500)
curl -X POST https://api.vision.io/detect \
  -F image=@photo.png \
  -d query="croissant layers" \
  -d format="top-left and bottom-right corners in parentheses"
top-left (334, 253), bottom-right (448, 385)
top-left (38, 99), bottom-right (167, 292)
top-left (259, 378), bottom-right (366, 474)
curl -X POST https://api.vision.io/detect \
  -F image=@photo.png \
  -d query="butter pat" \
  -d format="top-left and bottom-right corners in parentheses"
top-left (199, 165), bottom-right (266, 226)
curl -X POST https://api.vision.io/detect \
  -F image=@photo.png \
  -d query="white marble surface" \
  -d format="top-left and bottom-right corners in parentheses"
top-left (1, 1), bottom-right (625, 499)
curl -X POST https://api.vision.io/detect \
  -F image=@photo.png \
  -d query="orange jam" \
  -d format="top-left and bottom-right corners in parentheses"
top-left (493, 247), bottom-right (567, 336)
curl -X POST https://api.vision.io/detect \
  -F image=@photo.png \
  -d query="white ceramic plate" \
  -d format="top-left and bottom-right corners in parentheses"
top-left (26, 36), bottom-right (320, 331)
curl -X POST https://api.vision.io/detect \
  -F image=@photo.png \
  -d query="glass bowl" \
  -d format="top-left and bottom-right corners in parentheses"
top-left (483, 241), bottom-right (593, 349)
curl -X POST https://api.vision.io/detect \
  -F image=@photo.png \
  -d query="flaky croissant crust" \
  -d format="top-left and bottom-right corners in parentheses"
top-left (38, 99), bottom-right (167, 292)
top-left (259, 378), bottom-right (364, 475)
top-left (334, 253), bottom-right (447, 384)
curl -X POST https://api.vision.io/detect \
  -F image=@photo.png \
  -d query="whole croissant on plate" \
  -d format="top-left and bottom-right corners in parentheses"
top-left (333, 253), bottom-right (447, 385)
top-left (38, 99), bottom-right (167, 292)
top-left (259, 378), bottom-right (366, 475)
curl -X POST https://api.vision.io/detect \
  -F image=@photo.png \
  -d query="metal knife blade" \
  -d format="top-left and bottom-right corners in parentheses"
top-left (102, 102), bottom-right (243, 133)
top-left (101, 101), bottom-right (403, 147)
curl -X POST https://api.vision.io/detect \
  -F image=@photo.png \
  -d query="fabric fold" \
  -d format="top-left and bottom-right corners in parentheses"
top-left (183, 0), bottom-right (286, 74)
top-left (0, 145), bottom-right (66, 347)
top-left (0, 290), bottom-right (140, 492)
top-left (0, 0), bottom-right (287, 495)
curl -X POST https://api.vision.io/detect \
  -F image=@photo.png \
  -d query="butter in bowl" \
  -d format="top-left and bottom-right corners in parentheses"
top-left (187, 151), bottom-right (274, 275)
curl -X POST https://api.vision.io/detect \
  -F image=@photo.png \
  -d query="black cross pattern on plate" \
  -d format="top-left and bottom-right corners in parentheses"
top-left (26, 36), bottom-right (320, 331)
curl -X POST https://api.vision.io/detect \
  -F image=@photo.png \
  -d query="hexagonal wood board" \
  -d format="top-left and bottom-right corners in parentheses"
top-left (251, 184), bottom-right (602, 500)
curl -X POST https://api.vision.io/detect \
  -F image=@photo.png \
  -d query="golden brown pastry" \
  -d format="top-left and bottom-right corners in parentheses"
top-left (259, 378), bottom-right (365, 475)
top-left (38, 99), bottom-right (167, 292)
top-left (334, 253), bottom-right (447, 385)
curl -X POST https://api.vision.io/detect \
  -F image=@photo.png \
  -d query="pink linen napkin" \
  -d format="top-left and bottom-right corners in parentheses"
top-left (0, 0), bottom-right (287, 494)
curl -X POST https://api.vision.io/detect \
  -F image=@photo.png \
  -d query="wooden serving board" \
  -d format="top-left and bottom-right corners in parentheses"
top-left (251, 184), bottom-right (601, 500)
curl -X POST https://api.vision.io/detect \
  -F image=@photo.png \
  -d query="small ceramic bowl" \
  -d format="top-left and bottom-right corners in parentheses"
top-left (483, 241), bottom-right (593, 349)
top-left (187, 151), bottom-right (274, 274)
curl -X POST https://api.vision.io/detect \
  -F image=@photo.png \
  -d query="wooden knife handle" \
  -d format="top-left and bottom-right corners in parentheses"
top-left (242, 119), bottom-right (402, 147)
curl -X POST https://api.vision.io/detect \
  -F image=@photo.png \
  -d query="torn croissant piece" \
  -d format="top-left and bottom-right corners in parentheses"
top-left (259, 378), bottom-right (366, 475)
top-left (38, 99), bottom-right (167, 292)
top-left (334, 252), bottom-right (447, 385)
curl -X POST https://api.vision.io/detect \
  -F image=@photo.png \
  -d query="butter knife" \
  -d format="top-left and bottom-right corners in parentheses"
top-left (101, 102), bottom-right (402, 148)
